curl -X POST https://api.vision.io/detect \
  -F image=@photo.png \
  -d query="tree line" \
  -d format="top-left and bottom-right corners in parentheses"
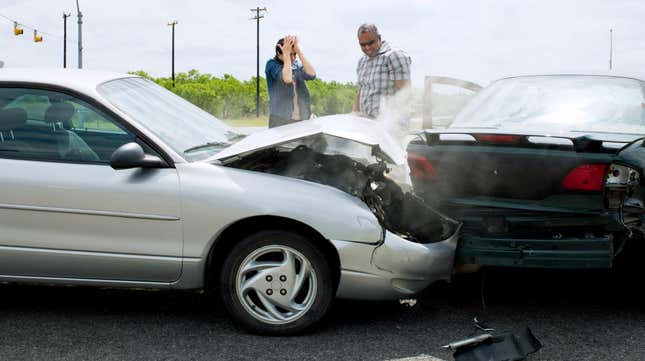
top-left (129, 70), bottom-right (358, 119)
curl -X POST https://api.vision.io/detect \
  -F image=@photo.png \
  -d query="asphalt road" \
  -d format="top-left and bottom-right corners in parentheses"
top-left (0, 264), bottom-right (644, 361)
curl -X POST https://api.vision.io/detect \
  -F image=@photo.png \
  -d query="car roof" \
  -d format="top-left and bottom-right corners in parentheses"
top-left (0, 68), bottom-right (134, 94)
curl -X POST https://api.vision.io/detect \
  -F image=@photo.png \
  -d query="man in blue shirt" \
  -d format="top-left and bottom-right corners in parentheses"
top-left (265, 35), bottom-right (317, 127)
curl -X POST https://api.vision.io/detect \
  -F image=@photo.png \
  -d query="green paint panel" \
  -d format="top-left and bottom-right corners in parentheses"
top-left (456, 234), bottom-right (614, 269)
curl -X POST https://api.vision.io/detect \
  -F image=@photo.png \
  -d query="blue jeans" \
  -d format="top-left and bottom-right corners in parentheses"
top-left (269, 114), bottom-right (300, 128)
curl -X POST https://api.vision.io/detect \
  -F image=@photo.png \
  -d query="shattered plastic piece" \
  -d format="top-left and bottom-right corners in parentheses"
top-left (399, 298), bottom-right (418, 307)
top-left (472, 317), bottom-right (495, 332)
top-left (447, 327), bottom-right (542, 361)
top-left (442, 333), bottom-right (493, 350)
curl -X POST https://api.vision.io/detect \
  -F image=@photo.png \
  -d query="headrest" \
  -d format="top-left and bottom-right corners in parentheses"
top-left (44, 102), bottom-right (75, 124)
top-left (0, 108), bottom-right (27, 131)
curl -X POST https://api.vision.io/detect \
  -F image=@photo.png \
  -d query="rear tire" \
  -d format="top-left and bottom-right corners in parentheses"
top-left (219, 230), bottom-right (334, 335)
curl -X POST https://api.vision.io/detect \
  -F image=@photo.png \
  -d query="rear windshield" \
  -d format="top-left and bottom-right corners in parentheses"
top-left (451, 75), bottom-right (645, 135)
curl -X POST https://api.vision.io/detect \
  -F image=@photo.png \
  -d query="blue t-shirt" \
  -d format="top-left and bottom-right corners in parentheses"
top-left (265, 58), bottom-right (316, 120)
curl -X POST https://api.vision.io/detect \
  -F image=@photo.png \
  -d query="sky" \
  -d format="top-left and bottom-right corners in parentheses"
top-left (0, 0), bottom-right (643, 88)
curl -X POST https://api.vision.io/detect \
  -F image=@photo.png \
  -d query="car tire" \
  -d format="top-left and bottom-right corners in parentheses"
top-left (219, 230), bottom-right (334, 335)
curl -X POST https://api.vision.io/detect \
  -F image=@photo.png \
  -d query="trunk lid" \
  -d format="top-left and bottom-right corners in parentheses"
top-left (409, 129), bottom-right (641, 202)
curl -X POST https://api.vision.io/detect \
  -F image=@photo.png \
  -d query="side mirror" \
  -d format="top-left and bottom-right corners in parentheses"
top-left (110, 142), bottom-right (167, 170)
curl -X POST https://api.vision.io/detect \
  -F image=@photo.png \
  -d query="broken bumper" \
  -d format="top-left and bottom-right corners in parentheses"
top-left (332, 226), bottom-right (460, 300)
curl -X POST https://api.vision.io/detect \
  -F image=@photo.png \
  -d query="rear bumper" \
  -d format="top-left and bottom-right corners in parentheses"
top-left (332, 227), bottom-right (460, 300)
top-left (456, 234), bottom-right (615, 269)
top-left (451, 208), bottom-right (630, 269)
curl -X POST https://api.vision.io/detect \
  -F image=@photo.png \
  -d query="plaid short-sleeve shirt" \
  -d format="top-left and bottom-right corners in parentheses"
top-left (357, 41), bottom-right (411, 118)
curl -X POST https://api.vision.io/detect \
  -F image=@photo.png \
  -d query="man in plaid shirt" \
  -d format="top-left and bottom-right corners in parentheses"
top-left (353, 23), bottom-right (412, 118)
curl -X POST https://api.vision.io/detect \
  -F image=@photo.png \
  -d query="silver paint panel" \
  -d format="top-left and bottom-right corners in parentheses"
top-left (175, 162), bottom-right (383, 261)
top-left (0, 158), bottom-right (183, 281)
top-left (0, 245), bottom-right (181, 281)
top-left (0, 203), bottom-right (179, 221)
top-left (333, 227), bottom-right (460, 300)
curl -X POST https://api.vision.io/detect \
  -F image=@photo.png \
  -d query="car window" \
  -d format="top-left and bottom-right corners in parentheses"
top-left (7, 94), bottom-right (50, 121)
top-left (0, 87), bottom-right (136, 163)
top-left (98, 77), bottom-right (243, 161)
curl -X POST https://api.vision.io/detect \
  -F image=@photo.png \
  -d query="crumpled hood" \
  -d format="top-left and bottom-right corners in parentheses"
top-left (209, 114), bottom-right (406, 165)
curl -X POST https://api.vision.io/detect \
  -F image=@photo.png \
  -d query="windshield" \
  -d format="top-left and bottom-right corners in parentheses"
top-left (451, 75), bottom-right (645, 135)
top-left (98, 77), bottom-right (244, 161)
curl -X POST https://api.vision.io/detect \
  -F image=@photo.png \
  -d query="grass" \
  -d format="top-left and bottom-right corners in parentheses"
top-left (221, 115), bottom-right (269, 127)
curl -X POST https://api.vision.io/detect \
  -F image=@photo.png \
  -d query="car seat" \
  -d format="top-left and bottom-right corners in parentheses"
top-left (43, 102), bottom-right (99, 161)
top-left (0, 107), bottom-right (41, 156)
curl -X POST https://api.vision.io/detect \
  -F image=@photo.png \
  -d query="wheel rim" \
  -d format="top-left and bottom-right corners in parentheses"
top-left (235, 244), bottom-right (318, 325)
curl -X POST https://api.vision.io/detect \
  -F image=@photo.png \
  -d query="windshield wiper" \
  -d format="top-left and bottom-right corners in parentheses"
top-left (225, 130), bottom-right (246, 142)
top-left (184, 141), bottom-right (231, 153)
top-left (184, 131), bottom-right (246, 154)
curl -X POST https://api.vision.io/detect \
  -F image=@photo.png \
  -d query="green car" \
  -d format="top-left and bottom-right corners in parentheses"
top-left (408, 74), bottom-right (645, 271)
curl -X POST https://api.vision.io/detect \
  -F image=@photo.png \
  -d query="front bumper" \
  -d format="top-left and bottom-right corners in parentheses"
top-left (332, 227), bottom-right (460, 300)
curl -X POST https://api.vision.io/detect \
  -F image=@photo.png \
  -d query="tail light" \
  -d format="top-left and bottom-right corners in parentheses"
top-left (475, 134), bottom-right (521, 144)
top-left (407, 153), bottom-right (436, 180)
top-left (562, 164), bottom-right (609, 191)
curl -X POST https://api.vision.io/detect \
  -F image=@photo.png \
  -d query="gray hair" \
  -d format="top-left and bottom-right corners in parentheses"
top-left (357, 23), bottom-right (379, 37)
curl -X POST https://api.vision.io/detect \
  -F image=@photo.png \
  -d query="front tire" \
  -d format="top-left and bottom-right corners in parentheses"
top-left (219, 230), bottom-right (334, 335)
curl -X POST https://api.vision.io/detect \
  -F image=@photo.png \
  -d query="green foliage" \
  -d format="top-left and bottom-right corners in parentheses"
top-left (307, 79), bottom-right (358, 116)
top-left (129, 70), bottom-right (357, 119)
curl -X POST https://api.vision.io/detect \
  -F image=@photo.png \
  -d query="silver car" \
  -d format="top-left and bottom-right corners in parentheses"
top-left (0, 69), bottom-right (459, 335)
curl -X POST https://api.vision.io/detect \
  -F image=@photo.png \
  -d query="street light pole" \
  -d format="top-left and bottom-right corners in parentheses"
top-left (76, 0), bottom-right (82, 69)
top-left (609, 28), bottom-right (613, 71)
top-left (63, 13), bottom-right (70, 68)
top-left (168, 21), bottom-right (178, 87)
top-left (250, 7), bottom-right (267, 117)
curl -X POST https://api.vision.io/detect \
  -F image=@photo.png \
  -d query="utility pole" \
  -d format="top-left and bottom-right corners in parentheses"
top-left (250, 7), bottom-right (267, 117)
top-left (168, 20), bottom-right (178, 87)
top-left (63, 13), bottom-right (70, 68)
top-left (609, 28), bottom-right (613, 71)
top-left (76, 0), bottom-right (83, 69)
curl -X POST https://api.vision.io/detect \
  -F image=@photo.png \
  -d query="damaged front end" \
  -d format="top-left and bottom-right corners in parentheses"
top-left (212, 117), bottom-right (460, 299)
top-left (223, 143), bottom-right (457, 243)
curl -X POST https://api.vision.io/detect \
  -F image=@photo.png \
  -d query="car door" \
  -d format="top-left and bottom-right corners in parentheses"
top-left (0, 86), bottom-right (183, 283)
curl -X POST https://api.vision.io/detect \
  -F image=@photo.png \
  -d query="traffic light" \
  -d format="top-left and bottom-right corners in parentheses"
top-left (13, 22), bottom-right (23, 36)
top-left (33, 30), bottom-right (42, 43)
